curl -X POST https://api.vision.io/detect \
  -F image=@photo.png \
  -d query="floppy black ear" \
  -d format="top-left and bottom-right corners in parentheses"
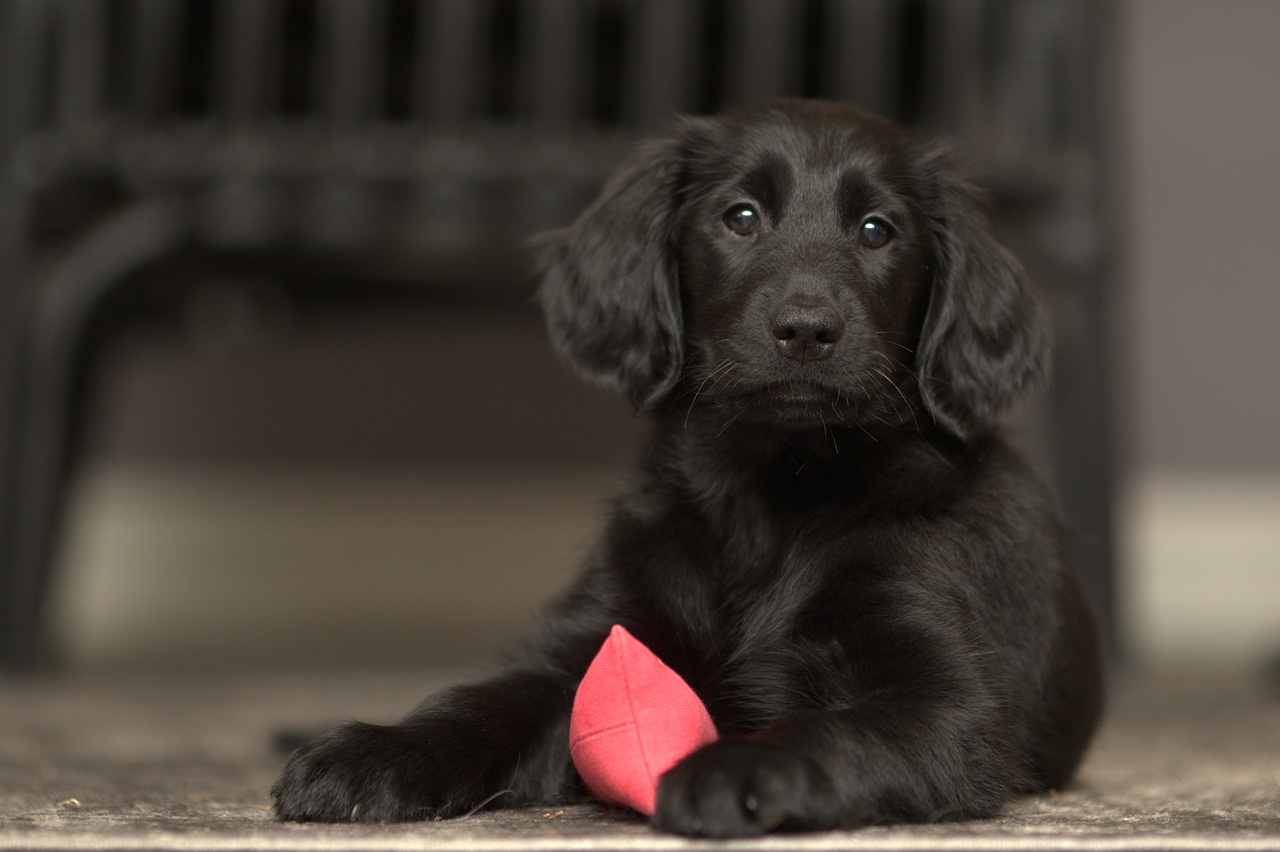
top-left (914, 146), bottom-right (1052, 441)
top-left (537, 123), bottom-right (702, 411)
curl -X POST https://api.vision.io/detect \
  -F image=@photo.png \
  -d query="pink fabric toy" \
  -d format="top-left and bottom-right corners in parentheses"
top-left (569, 625), bottom-right (719, 815)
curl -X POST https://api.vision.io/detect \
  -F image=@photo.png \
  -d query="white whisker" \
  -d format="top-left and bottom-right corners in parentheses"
top-left (873, 363), bottom-right (920, 431)
top-left (685, 359), bottom-right (735, 427)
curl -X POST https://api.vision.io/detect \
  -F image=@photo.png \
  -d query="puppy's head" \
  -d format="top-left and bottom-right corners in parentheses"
top-left (538, 99), bottom-right (1049, 442)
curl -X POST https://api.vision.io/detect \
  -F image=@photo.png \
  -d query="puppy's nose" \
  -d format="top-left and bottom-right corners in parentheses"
top-left (771, 302), bottom-right (844, 363)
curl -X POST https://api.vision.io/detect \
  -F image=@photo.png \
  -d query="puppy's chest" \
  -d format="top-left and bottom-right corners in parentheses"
top-left (696, 625), bottom-right (852, 735)
top-left (669, 544), bottom-right (852, 732)
top-left (628, 477), bottom-right (873, 727)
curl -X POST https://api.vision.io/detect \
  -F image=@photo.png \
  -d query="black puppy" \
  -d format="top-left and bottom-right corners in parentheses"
top-left (272, 99), bottom-right (1105, 836)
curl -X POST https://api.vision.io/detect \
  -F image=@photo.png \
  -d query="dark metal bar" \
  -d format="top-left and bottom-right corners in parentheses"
top-left (54, 0), bottom-right (106, 126)
top-left (319, 0), bottom-right (385, 124)
top-left (0, 0), bottom-right (48, 667)
top-left (825, 0), bottom-right (900, 117)
top-left (1, 0), bottom-right (52, 137)
top-left (999, 1), bottom-right (1061, 157)
top-left (1045, 0), bottom-right (1122, 651)
top-left (522, 0), bottom-right (588, 123)
top-left (218, 0), bottom-right (282, 122)
top-left (721, 0), bottom-right (799, 107)
top-left (920, 0), bottom-right (985, 137)
top-left (622, 0), bottom-right (701, 126)
top-left (129, 0), bottom-right (185, 118)
top-left (417, 0), bottom-right (491, 125)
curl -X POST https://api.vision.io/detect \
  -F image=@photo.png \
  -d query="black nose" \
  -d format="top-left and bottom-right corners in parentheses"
top-left (771, 302), bottom-right (844, 363)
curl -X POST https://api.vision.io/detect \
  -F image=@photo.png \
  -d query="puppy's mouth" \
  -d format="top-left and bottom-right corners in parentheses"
top-left (723, 380), bottom-right (855, 427)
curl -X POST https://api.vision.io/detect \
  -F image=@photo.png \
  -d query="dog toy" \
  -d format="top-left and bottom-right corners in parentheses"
top-left (569, 625), bottom-right (718, 815)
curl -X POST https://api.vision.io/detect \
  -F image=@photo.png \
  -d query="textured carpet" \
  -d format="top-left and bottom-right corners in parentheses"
top-left (2, 668), bottom-right (1278, 850)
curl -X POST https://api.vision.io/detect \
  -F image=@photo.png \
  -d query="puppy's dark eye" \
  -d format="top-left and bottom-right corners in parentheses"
top-left (858, 217), bottom-right (893, 248)
top-left (724, 204), bottom-right (761, 236)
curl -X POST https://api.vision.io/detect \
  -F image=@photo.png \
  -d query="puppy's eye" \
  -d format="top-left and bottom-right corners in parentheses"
top-left (858, 217), bottom-right (894, 248)
top-left (724, 204), bottom-right (761, 236)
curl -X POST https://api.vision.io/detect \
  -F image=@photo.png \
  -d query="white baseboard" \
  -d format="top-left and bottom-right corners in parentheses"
top-left (1120, 470), bottom-right (1280, 669)
top-left (49, 462), bottom-right (1280, 669)
top-left (50, 461), bottom-right (624, 668)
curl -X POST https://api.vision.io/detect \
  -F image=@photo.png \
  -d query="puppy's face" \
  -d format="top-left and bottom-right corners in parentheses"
top-left (675, 110), bottom-right (937, 430)
top-left (540, 100), bottom-right (1048, 442)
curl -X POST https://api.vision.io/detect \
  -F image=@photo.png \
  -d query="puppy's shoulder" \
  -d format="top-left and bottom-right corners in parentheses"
top-left (862, 430), bottom-right (1053, 518)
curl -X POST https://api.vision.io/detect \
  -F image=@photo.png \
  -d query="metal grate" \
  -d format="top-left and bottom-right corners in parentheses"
top-left (0, 0), bottom-right (1118, 668)
top-left (4, 1), bottom-right (1091, 154)
top-left (1, 0), bottom-right (1106, 264)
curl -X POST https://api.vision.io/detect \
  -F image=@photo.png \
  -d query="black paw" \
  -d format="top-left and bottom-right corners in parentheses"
top-left (653, 740), bottom-right (833, 837)
top-left (272, 721), bottom-right (450, 822)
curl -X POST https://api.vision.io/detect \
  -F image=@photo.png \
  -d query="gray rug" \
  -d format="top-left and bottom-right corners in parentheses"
top-left (2, 668), bottom-right (1278, 850)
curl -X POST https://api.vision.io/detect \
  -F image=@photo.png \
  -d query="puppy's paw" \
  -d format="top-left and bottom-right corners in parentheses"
top-left (272, 722), bottom-right (448, 822)
top-left (653, 740), bottom-right (835, 837)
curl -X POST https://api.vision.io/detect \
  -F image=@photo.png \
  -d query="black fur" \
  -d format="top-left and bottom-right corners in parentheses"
top-left (272, 100), bottom-right (1105, 837)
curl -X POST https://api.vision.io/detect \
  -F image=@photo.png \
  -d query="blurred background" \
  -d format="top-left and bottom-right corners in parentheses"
top-left (1, 0), bottom-right (1275, 672)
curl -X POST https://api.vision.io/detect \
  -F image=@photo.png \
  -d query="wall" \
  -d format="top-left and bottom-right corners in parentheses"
top-left (1122, 0), bottom-right (1280, 468)
top-left (1117, 0), bottom-right (1280, 667)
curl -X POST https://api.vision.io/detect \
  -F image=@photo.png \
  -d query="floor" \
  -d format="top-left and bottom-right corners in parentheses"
top-left (16, 441), bottom-right (1280, 850)
top-left (2, 667), bottom-right (1278, 851)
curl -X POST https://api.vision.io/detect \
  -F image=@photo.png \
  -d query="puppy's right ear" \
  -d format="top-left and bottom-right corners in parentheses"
top-left (537, 121), bottom-right (702, 411)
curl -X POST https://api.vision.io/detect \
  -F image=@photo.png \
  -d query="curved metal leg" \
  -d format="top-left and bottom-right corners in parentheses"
top-left (2, 198), bottom-right (188, 668)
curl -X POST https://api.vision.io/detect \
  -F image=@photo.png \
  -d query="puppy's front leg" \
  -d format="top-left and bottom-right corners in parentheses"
top-left (272, 670), bottom-right (575, 822)
top-left (654, 700), bottom-right (1021, 836)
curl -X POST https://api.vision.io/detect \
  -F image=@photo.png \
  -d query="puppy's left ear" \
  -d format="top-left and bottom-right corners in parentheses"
top-left (914, 145), bottom-right (1052, 441)
top-left (538, 120), bottom-right (707, 411)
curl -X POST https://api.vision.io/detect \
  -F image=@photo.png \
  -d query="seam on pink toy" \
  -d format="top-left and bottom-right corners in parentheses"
top-left (569, 720), bottom-right (635, 748)
top-left (620, 643), bottom-right (658, 792)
